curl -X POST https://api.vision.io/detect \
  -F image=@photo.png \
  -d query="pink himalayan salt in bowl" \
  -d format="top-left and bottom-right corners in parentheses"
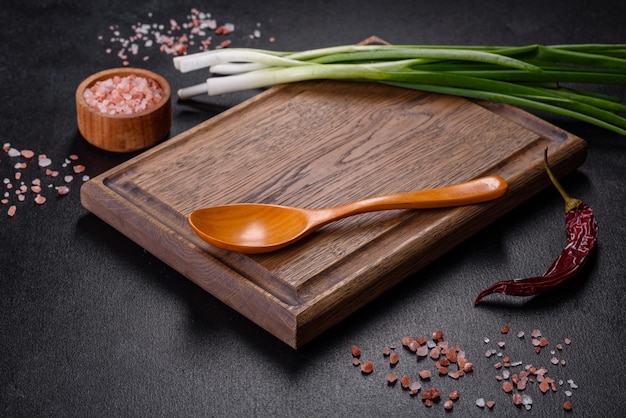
top-left (83, 74), bottom-right (164, 115)
top-left (76, 68), bottom-right (171, 152)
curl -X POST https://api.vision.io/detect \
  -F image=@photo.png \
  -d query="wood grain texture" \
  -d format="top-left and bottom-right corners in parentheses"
top-left (81, 76), bottom-right (587, 348)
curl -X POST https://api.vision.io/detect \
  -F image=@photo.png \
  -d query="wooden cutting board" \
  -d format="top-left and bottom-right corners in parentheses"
top-left (81, 72), bottom-right (587, 348)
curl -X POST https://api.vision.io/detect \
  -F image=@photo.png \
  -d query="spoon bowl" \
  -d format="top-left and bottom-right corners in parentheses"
top-left (189, 175), bottom-right (508, 254)
top-left (190, 204), bottom-right (315, 252)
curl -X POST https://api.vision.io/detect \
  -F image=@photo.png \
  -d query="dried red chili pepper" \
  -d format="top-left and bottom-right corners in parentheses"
top-left (474, 148), bottom-right (598, 304)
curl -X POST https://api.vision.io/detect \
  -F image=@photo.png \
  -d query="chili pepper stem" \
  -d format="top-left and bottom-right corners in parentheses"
top-left (544, 147), bottom-right (583, 213)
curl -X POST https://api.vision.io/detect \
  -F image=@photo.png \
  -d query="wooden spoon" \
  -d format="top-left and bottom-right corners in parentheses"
top-left (188, 175), bottom-right (508, 254)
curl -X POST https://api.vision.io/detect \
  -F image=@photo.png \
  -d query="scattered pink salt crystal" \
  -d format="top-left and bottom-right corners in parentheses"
top-left (56, 186), bottom-right (70, 195)
top-left (34, 194), bottom-right (46, 205)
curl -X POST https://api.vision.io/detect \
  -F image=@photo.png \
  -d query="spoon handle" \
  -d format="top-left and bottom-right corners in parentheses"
top-left (325, 175), bottom-right (508, 220)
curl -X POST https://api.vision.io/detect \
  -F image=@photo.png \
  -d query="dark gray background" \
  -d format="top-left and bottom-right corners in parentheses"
top-left (2, 1), bottom-right (625, 416)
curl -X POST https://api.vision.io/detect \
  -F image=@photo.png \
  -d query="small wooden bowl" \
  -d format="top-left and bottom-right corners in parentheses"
top-left (76, 68), bottom-right (172, 153)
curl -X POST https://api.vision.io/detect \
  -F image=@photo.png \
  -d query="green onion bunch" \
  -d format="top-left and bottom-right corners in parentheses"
top-left (173, 44), bottom-right (626, 135)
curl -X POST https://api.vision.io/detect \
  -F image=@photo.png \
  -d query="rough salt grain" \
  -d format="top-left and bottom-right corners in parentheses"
top-left (55, 186), bottom-right (70, 195)
top-left (351, 345), bottom-right (361, 357)
top-left (449, 390), bottom-right (460, 400)
top-left (360, 361), bottom-right (374, 374)
top-left (401, 336), bottom-right (413, 347)
top-left (416, 345), bottom-right (429, 357)
top-left (522, 394), bottom-right (533, 410)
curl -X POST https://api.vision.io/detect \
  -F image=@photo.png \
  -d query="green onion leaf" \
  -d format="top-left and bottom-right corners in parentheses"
top-left (174, 43), bottom-right (626, 135)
